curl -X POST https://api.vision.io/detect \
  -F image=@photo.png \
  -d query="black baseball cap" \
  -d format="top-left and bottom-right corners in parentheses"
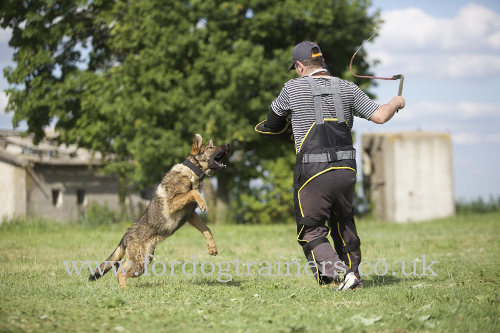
top-left (288, 41), bottom-right (323, 71)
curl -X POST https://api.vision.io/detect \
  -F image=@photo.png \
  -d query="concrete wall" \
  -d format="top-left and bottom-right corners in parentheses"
top-left (0, 161), bottom-right (27, 221)
top-left (26, 165), bottom-right (122, 221)
top-left (362, 132), bottom-right (455, 223)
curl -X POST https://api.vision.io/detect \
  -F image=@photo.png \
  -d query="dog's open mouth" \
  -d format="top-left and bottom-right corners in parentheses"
top-left (209, 145), bottom-right (230, 169)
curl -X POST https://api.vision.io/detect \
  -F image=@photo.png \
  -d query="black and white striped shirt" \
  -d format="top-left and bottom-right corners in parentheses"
top-left (271, 76), bottom-right (379, 151)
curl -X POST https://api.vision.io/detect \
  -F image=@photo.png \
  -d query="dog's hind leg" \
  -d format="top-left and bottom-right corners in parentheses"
top-left (117, 260), bottom-right (148, 289)
top-left (188, 213), bottom-right (217, 256)
top-left (117, 245), bottom-right (150, 289)
top-left (117, 260), bottom-right (130, 289)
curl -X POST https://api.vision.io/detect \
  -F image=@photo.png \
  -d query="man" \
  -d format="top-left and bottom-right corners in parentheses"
top-left (256, 41), bottom-right (405, 290)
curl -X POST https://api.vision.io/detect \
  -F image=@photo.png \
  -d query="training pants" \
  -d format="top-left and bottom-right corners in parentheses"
top-left (294, 168), bottom-right (362, 284)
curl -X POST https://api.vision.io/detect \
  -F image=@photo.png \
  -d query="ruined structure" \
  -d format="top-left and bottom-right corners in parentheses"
top-left (362, 132), bottom-right (455, 222)
top-left (0, 130), bottom-right (143, 222)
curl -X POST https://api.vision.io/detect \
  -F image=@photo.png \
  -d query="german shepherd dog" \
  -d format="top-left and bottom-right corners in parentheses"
top-left (89, 134), bottom-right (230, 288)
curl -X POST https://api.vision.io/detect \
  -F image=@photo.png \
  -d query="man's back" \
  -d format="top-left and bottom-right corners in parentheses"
top-left (270, 76), bottom-right (379, 151)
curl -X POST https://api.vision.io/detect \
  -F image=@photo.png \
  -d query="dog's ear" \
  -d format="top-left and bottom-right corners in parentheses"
top-left (191, 134), bottom-right (203, 155)
top-left (208, 139), bottom-right (213, 146)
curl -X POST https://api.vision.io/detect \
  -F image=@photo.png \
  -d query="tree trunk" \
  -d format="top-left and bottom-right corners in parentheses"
top-left (215, 176), bottom-right (230, 224)
top-left (202, 179), bottom-right (217, 224)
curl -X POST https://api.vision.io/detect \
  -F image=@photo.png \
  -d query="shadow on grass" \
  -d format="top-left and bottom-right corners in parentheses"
top-left (361, 275), bottom-right (401, 288)
top-left (361, 275), bottom-right (429, 288)
top-left (187, 279), bottom-right (242, 287)
top-left (134, 280), bottom-right (171, 288)
top-left (133, 278), bottom-right (242, 288)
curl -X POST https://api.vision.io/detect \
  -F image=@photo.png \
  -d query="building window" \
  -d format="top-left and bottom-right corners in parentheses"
top-left (76, 189), bottom-right (87, 206)
top-left (52, 189), bottom-right (62, 207)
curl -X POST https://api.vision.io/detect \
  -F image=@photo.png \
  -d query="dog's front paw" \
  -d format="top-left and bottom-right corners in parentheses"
top-left (208, 244), bottom-right (218, 256)
top-left (198, 200), bottom-right (207, 212)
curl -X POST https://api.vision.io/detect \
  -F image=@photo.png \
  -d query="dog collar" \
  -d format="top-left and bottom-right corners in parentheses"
top-left (182, 159), bottom-right (205, 181)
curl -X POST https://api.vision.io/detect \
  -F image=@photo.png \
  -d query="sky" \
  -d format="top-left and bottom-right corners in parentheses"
top-left (354, 0), bottom-right (500, 201)
top-left (1, 1), bottom-right (499, 201)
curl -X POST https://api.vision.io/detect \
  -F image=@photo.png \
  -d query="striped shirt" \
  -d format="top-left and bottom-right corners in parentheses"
top-left (271, 76), bottom-right (379, 151)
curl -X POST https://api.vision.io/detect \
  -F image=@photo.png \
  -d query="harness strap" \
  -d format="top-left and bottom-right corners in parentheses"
top-left (342, 238), bottom-right (361, 253)
top-left (301, 149), bottom-right (356, 163)
top-left (304, 76), bottom-right (328, 125)
top-left (182, 159), bottom-right (205, 181)
top-left (330, 77), bottom-right (345, 124)
top-left (304, 76), bottom-right (346, 125)
top-left (302, 237), bottom-right (330, 256)
top-left (298, 217), bottom-right (325, 227)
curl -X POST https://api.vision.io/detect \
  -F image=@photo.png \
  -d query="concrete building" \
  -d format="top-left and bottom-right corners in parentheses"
top-left (0, 130), bottom-right (143, 222)
top-left (361, 132), bottom-right (455, 223)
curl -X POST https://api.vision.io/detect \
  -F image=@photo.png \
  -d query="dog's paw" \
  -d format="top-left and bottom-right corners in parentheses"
top-left (208, 245), bottom-right (218, 256)
top-left (198, 200), bottom-right (207, 212)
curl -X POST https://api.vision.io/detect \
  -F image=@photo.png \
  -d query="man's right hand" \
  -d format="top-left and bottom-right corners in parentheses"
top-left (390, 96), bottom-right (405, 110)
top-left (370, 96), bottom-right (406, 124)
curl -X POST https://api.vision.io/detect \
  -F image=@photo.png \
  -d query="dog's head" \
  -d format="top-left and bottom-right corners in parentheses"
top-left (190, 134), bottom-right (231, 176)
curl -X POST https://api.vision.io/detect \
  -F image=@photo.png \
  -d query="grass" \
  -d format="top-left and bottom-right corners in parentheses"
top-left (0, 212), bottom-right (499, 332)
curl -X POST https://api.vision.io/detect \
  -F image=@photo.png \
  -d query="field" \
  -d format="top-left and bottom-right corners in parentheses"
top-left (0, 212), bottom-right (499, 332)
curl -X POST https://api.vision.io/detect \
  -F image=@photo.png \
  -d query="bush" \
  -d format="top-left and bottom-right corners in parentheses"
top-left (78, 202), bottom-right (120, 227)
top-left (456, 195), bottom-right (500, 214)
top-left (0, 216), bottom-right (53, 232)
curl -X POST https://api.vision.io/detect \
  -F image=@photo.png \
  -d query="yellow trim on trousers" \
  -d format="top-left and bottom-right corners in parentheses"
top-left (296, 118), bottom-right (346, 154)
top-left (297, 167), bottom-right (356, 217)
top-left (296, 225), bottom-right (320, 284)
top-left (336, 217), bottom-right (352, 268)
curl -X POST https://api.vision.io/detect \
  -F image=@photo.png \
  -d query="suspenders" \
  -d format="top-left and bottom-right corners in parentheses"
top-left (299, 76), bottom-right (356, 164)
top-left (303, 76), bottom-right (346, 124)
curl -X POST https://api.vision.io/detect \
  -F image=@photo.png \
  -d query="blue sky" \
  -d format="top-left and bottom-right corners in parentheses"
top-left (354, 0), bottom-right (500, 201)
top-left (1, 1), bottom-right (499, 200)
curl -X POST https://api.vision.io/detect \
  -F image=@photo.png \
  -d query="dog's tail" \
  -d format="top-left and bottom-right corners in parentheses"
top-left (88, 242), bottom-right (126, 282)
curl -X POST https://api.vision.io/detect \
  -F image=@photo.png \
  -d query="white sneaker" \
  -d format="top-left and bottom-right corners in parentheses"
top-left (338, 272), bottom-right (360, 291)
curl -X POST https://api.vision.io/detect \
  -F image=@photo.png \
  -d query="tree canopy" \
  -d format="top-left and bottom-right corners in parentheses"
top-left (1, 0), bottom-right (379, 223)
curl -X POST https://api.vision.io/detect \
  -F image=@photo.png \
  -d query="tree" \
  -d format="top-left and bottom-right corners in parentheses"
top-left (1, 0), bottom-right (379, 223)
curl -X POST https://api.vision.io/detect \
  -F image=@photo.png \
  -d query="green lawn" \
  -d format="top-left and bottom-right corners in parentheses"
top-left (1, 213), bottom-right (499, 332)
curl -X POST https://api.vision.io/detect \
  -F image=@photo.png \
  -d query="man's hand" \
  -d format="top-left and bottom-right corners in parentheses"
top-left (390, 96), bottom-right (405, 110)
top-left (370, 96), bottom-right (406, 124)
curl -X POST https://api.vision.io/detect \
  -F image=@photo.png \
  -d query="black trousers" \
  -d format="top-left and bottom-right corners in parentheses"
top-left (294, 168), bottom-right (362, 284)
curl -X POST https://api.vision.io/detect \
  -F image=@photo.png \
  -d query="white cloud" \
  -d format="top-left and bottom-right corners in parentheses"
top-left (0, 91), bottom-right (7, 114)
top-left (452, 131), bottom-right (500, 145)
top-left (374, 4), bottom-right (500, 52)
top-left (399, 101), bottom-right (500, 120)
top-left (366, 3), bottom-right (500, 79)
top-left (443, 54), bottom-right (500, 78)
top-left (0, 28), bottom-right (14, 64)
top-left (0, 28), bottom-right (11, 43)
top-left (368, 52), bottom-right (500, 79)
top-left (453, 132), bottom-right (481, 144)
top-left (486, 133), bottom-right (500, 143)
top-left (456, 102), bottom-right (500, 118)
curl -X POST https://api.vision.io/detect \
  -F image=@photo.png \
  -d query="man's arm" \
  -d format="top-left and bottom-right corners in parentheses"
top-left (255, 82), bottom-right (291, 135)
top-left (369, 96), bottom-right (406, 124)
top-left (255, 109), bottom-right (291, 139)
top-left (264, 108), bottom-right (288, 132)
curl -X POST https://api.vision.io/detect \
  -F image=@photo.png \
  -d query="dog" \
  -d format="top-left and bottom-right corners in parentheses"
top-left (89, 134), bottom-right (230, 288)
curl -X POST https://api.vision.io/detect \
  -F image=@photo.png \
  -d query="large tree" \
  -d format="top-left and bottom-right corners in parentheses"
top-left (1, 0), bottom-right (379, 223)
